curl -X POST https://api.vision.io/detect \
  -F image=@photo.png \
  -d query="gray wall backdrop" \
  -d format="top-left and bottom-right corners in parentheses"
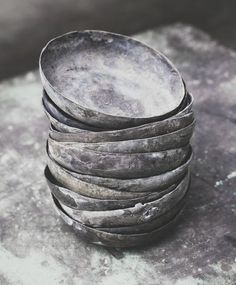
top-left (1, 0), bottom-right (236, 80)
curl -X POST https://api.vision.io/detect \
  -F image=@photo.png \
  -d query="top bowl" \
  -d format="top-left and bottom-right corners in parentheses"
top-left (39, 30), bottom-right (186, 129)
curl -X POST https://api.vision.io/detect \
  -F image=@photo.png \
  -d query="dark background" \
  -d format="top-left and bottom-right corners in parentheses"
top-left (1, 0), bottom-right (236, 80)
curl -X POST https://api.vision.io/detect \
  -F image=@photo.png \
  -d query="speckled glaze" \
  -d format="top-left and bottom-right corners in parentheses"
top-left (39, 30), bottom-right (186, 129)
top-left (52, 194), bottom-right (184, 248)
top-left (47, 152), bottom-right (192, 192)
top-left (45, 166), bottom-right (179, 211)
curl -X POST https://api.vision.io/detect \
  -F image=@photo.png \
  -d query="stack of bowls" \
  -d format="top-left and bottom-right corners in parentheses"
top-left (39, 31), bottom-right (195, 248)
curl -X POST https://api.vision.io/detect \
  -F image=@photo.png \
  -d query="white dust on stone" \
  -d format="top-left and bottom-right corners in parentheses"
top-left (227, 171), bottom-right (236, 180)
top-left (215, 170), bottom-right (236, 187)
top-left (0, 245), bottom-right (79, 285)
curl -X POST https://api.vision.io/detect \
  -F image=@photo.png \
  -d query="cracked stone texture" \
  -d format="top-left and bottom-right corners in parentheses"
top-left (0, 24), bottom-right (236, 285)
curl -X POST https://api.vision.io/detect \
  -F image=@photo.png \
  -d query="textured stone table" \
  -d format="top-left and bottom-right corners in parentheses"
top-left (0, 24), bottom-right (236, 285)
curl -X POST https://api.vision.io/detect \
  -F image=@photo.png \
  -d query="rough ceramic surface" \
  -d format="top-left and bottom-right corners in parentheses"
top-left (48, 121), bottom-right (194, 153)
top-left (43, 89), bottom-right (192, 130)
top-left (39, 30), bottom-right (185, 128)
top-left (1, 24), bottom-right (236, 284)
top-left (42, 91), bottom-right (105, 131)
top-left (47, 153), bottom-right (191, 192)
top-left (48, 138), bottom-right (191, 178)
top-left (45, 166), bottom-right (176, 211)
top-left (50, 110), bottom-right (194, 141)
top-left (47, 154), bottom-right (151, 200)
top-left (48, 175), bottom-right (186, 234)
top-left (44, 90), bottom-right (193, 134)
top-left (44, 94), bottom-right (194, 139)
top-left (53, 194), bottom-right (183, 248)
top-left (59, 171), bottom-right (189, 228)
top-left (98, 196), bottom-right (186, 235)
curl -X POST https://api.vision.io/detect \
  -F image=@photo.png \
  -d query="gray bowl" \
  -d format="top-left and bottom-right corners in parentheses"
top-left (45, 166), bottom-right (180, 211)
top-left (39, 30), bottom-right (186, 129)
top-left (43, 88), bottom-right (191, 132)
top-left (58, 171), bottom-right (189, 228)
top-left (98, 195), bottom-right (187, 234)
top-left (49, 112), bottom-right (194, 144)
top-left (47, 150), bottom-right (192, 193)
top-left (42, 91), bottom-right (104, 132)
top-left (48, 137), bottom-right (191, 178)
top-left (52, 194), bottom-right (185, 248)
top-left (47, 93), bottom-right (194, 142)
top-left (46, 148), bottom-right (150, 199)
top-left (49, 121), bottom-right (194, 154)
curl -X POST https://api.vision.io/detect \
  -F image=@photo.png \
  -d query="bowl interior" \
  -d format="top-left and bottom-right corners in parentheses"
top-left (40, 31), bottom-right (185, 119)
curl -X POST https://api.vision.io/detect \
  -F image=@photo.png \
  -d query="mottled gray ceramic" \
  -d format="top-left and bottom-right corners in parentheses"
top-left (44, 90), bottom-right (192, 134)
top-left (47, 94), bottom-right (193, 143)
top-left (39, 30), bottom-right (186, 129)
top-left (48, 151), bottom-right (192, 195)
top-left (48, 138), bottom-right (191, 178)
top-left (52, 194), bottom-right (184, 248)
top-left (42, 91), bottom-right (103, 131)
top-left (47, 151), bottom-right (191, 193)
top-left (59, 171), bottom-right (189, 227)
top-left (177, 92), bottom-right (193, 116)
top-left (47, 153), bottom-right (150, 199)
top-left (49, 121), bottom-right (194, 154)
top-left (99, 196), bottom-right (186, 234)
top-left (49, 111), bottom-right (194, 144)
top-left (44, 108), bottom-right (82, 134)
top-left (45, 166), bottom-right (178, 211)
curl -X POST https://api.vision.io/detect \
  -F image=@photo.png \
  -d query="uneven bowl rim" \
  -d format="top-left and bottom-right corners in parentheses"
top-left (39, 30), bottom-right (186, 123)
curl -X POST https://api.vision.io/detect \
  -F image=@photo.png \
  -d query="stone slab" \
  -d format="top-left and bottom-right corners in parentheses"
top-left (0, 24), bottom-right (236, 284)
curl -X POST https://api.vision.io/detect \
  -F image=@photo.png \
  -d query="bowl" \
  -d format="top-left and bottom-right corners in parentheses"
top-left (47, 152), bottom-right (191, 193)
top-left (48, 138), bottom-right (191, 178)
top-left (48, 93), bottom-right (194, 141)
top-left (45, 166), bottom-right (178, 211)
top-left (49, 121), bottom-right (194, 153)
top-left (57, 171), bottom-right (189, 228)
top-left (52, 194), bottom-right (185, 248)
top-left (42, 90), bottom-right (104, 131)
top-left (40, 30), bottom-right (186, 129)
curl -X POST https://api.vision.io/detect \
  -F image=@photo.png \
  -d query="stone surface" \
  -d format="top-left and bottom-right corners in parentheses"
top-left (0, 24), bottom-right (236, 284)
